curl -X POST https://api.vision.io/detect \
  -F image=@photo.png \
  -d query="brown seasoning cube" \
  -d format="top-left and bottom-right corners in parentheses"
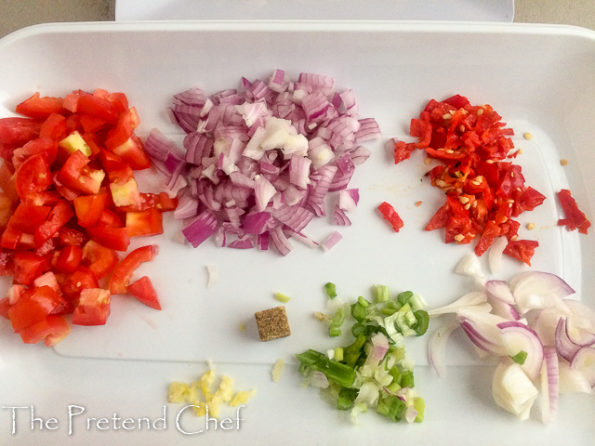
top-left (254, 306), bottom-right (291, 341)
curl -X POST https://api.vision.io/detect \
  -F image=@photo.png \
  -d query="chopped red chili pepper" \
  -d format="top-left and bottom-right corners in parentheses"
top-left (557, 189), bottom-right (591, 235)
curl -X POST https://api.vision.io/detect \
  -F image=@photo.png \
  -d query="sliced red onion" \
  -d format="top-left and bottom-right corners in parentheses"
top-left (428, 291), bottom-right (487, 317)
top-left (485, 280), bottom-right (515, 305)
top-left (242, 212), bottom-right (270, 235)
top-left (570, 346), bottom-right (595, 387)
top-left (355, 118), bottom-right (382, 143)
top-left (498, 321), bottom-right (544, 380)
top-left (564, 300), bottom-right (595, 334)
top-left (258, 232), bottom-right (269, 251)
top-left (289, 155), bottom-right (311, 189)
top-left (332, 207), bottom-right (351, 226)
top-left (489, 296), bottom-right (520, 321)
top-left (273, 205), bottom-right (314, 233)
top-left (289, 231), bottom-right (319, 249)
top-left (320, 231), bottom-right (342, 251)
top-left (270, 226), bottom-right (292, 256)
top-left (454, 253), bottom-right (485, 284)
top-left (509, 271), bottom-right (575, 314)
top-left (144, 128), bottom-right (181, 162)
top-left (555, 317), bottom-right (582, 362)
top-left (404, 406), bottom-right (418, 424)
top-left (174, 194), bottom-right (199, 220)
top-left (254, 175), bottom-right (276, 212)
top-left (428, 320), bottom-right (459, 377)
top-left (540, 346), bottom-right (559, 423)
top-left (227, 237), bottom-right (254, 249)
top-left (558, 359), bottom-right (592, 394)
top-left (170, 103), bottom-right (202, 133)
top-left (488, 236), bottom-right (508, 274)
top-left (298, 72), bottom-right (334, 90)
top-left (182, 210), bottom-right (218, 248)
top-left (174, 88), bottom-right (206, 106)
top-left (268, 69), bottom-right (287, 93)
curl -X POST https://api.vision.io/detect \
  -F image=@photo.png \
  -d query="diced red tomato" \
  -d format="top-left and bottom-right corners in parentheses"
top-left (0, 88), bottom-right (175, 347)
top-left (12, 137), bottom-right (58, 169)
top-left (109, 245), bottom-right (158, 294)
top-left (73, 192), bottom-right (108, 228)
top-left (54, 245), bottom-right (83, 273)
top-left (7, 203), bottom-right (51, 234)
top-left (377, 201), bottom-right (404, 233)
top-left (77, 95), bottom-right (119, 124)
top-left (126, 208), bottom-right (163, 238)
top-left (15, 93), bottom-right (63, 120)
top-left (8, 286), bottom-right (65, 332)
top-left (40, 113), bottom-right (67, 141)
top-left (58, 226), bottom-right (86, 246)
top-left (15, 154), bottom-right (52, 200)
top-left (19, 315), bottom-right (71, 346)
top-left (557, 189), bottom-right (591, 235)
top-left (12, 252), bottom-right (51, 285)
top-left (34, 200), bottom-right (74, 247)
top-left (57, 150), bottom-right (105, 195)
top-left (0, 117), bottom-right (41, 148)
top-left (127, 276), bottom-right (161, 310)
top-left (72, 288), bottom-right (110, 326)
top-left (87, 224), bottom-right (129, 252)
top-left (60, 267), bottom-right (99, 300)
top-left (81, 240), bottom-right (118, 279)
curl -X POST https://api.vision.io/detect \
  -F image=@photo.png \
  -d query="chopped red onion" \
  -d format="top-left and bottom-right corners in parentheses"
top-left (147, 70), bottom-right (380, 254)
top-left (320, 231), bottom-right (342, 251)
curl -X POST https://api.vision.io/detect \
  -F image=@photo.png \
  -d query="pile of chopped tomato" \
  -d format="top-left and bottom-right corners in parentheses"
top-left (392, 94), bottom-right (544, 265)
top-left (557, 189), bottom-right (591, 234)
top-left (0, 90), bottom-right (177, 346)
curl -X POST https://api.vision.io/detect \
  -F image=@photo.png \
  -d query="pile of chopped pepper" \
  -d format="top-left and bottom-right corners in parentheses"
top-left (392, 95), bottom-right (545, 265)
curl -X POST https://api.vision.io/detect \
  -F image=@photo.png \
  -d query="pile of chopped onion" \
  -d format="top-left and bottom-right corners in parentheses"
top-left (428, 258), bottom-right (594, 423)
top-left (144, 70), bottom-right (380, 254)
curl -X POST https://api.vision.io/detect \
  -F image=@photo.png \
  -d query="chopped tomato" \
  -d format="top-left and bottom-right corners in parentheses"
top-left (15, 93), bottom-right (63, 119)
top-left (127, 276), bottom-right (161, 310)
top-left (73, 192), bottom-right (108, 228)
top-left (557, 189), bottom-right (591, 235)
top-left (54, 245), bottom-right (83, 274)
top-left (72, 288), bottom-right (110, 326)
top-left (58, 226), bottom-right (86, 246)
top-left (0, 88), bottom-right (174, 347)
top-left (60, 267), bottom-right (99, 300)
top-left (377, 201), bottom-right (404, 232)
top-left (77, 95), bottom-right (119, 124)
top-left (126, 208), bottom-right (163, 238)
top-left (81, 240), bottom-right (118, 279)
top-left (12, 137), bottom-right (58, 169)
top-left (87, 224), bottom-right (129, 252)
top-left (109, 245), bottom-right (158, 294)
top-left (40, 113), bottom-right (67, 141)
top-left (57, 150), bottom-right (105, 195)
top-left (8, 286), bottom-right (65, 332)
top-left (7, 203), bottom-right (51, 234)
top-left (15, 154), bottom-right (52, 200)
top-left (111, 135), bottom-right (150, 170)
top-left (12, 251), bottom-right (51, 285)
top-left (0, 117), bottom-right (40, 148)
top-left (34, 200), bottom-right (74, 247)
top-left (19, 315), bottom-right (70, 346)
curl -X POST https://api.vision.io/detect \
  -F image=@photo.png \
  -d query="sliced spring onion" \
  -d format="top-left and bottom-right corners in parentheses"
top-left (324, 282), bottom-right (337, 299)
top-left (274, 292), bottom-right (291, 303)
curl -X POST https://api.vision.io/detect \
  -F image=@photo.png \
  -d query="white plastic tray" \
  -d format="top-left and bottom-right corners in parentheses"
top-left (0, 21), bottom-right (593, 445)
top-left (115, 0), bottom-right (515, 22)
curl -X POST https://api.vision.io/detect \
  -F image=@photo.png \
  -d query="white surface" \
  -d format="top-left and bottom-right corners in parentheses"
top-left (0, 21), bottom-right (594, 445)
top-left (116, 0), bottom-right (515, 21)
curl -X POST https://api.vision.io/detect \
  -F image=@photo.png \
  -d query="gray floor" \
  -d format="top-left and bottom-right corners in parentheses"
top-left (0, 0), bottom-right (594, 38)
